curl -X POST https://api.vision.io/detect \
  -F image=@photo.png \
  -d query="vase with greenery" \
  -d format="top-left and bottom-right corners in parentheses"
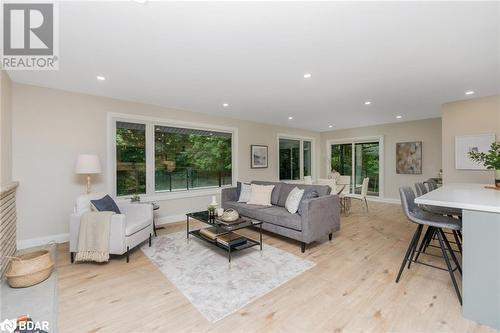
top-left (131, 193), bottom-right (141, 202)
top-left (468, 142), bottom-right (500, 188)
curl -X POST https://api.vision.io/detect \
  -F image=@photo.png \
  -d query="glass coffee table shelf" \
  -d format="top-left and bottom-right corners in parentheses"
top-left (186, 211), bottom-right (263, 262)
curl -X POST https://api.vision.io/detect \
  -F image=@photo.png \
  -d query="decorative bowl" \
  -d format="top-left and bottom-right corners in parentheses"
top-left (219, 209), bottom-right (239, 222)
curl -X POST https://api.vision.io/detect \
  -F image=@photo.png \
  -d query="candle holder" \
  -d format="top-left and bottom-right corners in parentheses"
top-left (207, 204), bottom-right (217, 221)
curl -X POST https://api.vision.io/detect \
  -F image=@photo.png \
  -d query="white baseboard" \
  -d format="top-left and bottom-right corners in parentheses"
top-left (17, 233), bottom-right (69, 250)
top-left (366, 196), bottom-right (400, 204)
top-left (156, 214), bottom-right (187, 225)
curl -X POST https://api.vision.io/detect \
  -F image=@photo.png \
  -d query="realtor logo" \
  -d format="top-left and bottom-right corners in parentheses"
top-left (1, 2), bottom-right (59, 70)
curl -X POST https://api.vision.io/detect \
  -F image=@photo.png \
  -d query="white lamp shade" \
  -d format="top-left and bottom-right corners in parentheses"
top-left (75, 154), bottom-right (102, 174)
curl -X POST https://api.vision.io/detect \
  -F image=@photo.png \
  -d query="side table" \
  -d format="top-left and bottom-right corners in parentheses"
top-left (151, 202), bottom-right (161, 236)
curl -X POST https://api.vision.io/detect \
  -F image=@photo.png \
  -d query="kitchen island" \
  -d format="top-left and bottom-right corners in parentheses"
top-left (415, 183), bottom-right (500, 330)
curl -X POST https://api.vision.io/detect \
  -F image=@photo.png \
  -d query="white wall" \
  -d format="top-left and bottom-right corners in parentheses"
top-left (320, 118), bottom-right (442, 200)
top-left (441, 95), bottom-right (500, 184)
top-left (12, 83), bottom-right (320, 246)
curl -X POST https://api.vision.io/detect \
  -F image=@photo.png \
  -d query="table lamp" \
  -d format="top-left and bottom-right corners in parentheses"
top-left (75, 154), bottom-right (102, 193)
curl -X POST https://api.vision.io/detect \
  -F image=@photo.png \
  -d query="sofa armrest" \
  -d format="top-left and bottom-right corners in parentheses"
top-left (300, 195), bottom-right (341, 244)
top-left (221, 187), bottom-right (238, 206)
top-left (117, 202), bottom-right (153, 220)
top-left (109, 214), bottom-right (127, 254)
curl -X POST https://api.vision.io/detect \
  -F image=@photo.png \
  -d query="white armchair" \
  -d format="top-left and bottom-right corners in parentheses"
top-left (69, 192), bottom-right (154, 263)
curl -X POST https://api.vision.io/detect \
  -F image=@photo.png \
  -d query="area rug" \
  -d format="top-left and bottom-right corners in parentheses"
top-left (141, 231), bottom-right (315, 322)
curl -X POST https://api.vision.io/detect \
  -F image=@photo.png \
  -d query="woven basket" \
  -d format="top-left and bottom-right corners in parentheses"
top-left (220, 209), bottom-right (240, 222)
top-left (5, 250), bottom-right (54, 288)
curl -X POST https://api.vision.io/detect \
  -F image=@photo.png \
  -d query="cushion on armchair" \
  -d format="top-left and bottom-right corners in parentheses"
top-left (91, 195), bottom-right (121, 214)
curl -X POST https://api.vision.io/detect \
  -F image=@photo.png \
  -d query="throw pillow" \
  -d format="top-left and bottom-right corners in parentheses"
top-left (297, 189), bottom-right (319, 216)
top-left (238, 183), bottom-right (252, 203)
top-left (247, 184), bottom-right (275, 206)
top-left (90, 195), bottom-right (121, 214)
top-left (285, 187), bottom-right (305, 214)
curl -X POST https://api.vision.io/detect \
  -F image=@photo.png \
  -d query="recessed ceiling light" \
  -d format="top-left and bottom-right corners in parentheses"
top-left (288, 116), bottom-right (293, 120)
top-left (303, 73), bottom-right (312, 79)
top-left (222, 103), bottom-right (229, 107)
top-left (465, 90), bottom-right (475, 95)
top-left (396, 115), bottom-right (402, 119)
top-left (328, 125), bottom-right (333, 128)
top-left (96, 76), bottom-right (106, 81)
top-left (364, 101), bottom-right (372, 105)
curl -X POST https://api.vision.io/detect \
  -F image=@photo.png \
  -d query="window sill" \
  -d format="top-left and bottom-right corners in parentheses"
top-left (120, 186), bottom-right (232, 203)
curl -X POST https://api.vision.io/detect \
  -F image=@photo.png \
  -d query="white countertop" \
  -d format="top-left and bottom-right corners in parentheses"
top-left (415, 183), bottom-right (500, 213)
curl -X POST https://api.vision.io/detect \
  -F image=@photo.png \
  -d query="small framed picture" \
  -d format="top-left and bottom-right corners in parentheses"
top-left (251, 145), bottom-right (268, 169)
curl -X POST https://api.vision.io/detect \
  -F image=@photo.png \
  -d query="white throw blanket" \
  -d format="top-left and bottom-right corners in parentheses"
top-left (75, 211), bottom-right (114, 263)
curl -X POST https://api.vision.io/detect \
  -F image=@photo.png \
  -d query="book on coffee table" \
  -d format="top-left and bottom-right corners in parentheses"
top-left (216, 232), bottom-right (247, 249)
top-left (199, 227), bottom-right (225, 240)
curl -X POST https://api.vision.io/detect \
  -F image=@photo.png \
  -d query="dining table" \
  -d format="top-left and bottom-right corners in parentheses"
top-left (415, 183), bottom-right (500, 330)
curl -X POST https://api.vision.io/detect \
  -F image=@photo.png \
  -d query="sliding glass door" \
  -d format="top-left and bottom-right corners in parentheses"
top-left (331, 143), bottom-right (352, 176)
top-left (354, 142), bottom-right (379, 195)
top-left (279, 137), bottom-right (313, 181)
top-left (279, 139), bottom-right (301, 180)
top-left (330, 138), bottom-right (381, 196)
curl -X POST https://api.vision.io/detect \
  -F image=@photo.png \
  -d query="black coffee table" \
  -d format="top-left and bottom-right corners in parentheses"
top-left (186, 211), bottom-right (263, 262)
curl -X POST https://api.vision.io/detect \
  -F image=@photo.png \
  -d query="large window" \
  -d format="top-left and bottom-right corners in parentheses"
top-left (154, 126), bottom-right (232, 192)
top-left (329, 137), bottom-right (382, 196)
top-left (112, 116), bottom-right (234, 197)
top-left (279, 136), bottom-right (314, 181)
top-left (116, 121), bottom-right (146, 196)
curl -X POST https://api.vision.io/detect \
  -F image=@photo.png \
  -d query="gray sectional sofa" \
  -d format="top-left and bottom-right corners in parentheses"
top-left (221, 181), bottom-right (341, 252)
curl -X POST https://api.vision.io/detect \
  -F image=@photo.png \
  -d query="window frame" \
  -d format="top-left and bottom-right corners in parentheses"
top-left (277, 133), bottom-right (316, 182)
top-left (326, 135), bottom-right (384, 197)
top-left (107, 113), bottom-right (238, 200)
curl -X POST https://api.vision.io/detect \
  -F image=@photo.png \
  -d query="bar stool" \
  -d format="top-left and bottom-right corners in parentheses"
top-left (415, 182), bottom-right (462, 255)
top-left (396, 186), bottom-right (463, 304)
top-left (425, 178), bottom-right (439, 190)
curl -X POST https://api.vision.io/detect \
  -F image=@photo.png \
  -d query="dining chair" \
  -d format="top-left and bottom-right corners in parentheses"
top-left (337, 175), bottom-right (351, 196)
top-left (344, 177), bottom-right (369, 212)
top-left (316, 178), bottom-right (337, 193)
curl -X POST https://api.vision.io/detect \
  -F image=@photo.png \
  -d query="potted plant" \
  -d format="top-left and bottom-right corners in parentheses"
top-left (468, 142), bottom-right (500, 188)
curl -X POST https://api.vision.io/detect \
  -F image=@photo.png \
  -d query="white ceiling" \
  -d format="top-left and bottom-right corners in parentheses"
top-left (8, 1), bottom-right (500, 131)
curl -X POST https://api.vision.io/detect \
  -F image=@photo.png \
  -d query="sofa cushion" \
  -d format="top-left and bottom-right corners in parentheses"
top-left (125, 216), bottom-right (151, 236)
top-left (238, 183), bottom-right (252, 203)
top-left (90, 195), bottom-right (121, 214)
top-left (298, 184), bottom-right (331, 197)
top-left (222, 201), bottom-right (269, 219)
top-left (247, 184), bottom-right (274, 206)
top-left (297, 189), bottom-right (319, 216)
top-left (236, 181), bottom-right (250, 199)
top-left (277, 183), bottom-right (297, 207)
top-left (285, 187), bottom-right (304, 214)
top-left (255, 206), bottom-right (302, 231)
top-left (251, 181), bottom-right (282, 205)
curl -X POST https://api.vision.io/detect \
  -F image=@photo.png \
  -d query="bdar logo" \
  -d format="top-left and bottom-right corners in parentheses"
top-left (0, 319), bottom-right (16, 333)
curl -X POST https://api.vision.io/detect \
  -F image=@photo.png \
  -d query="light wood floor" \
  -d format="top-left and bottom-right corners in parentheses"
top-left (56, 201), bottom-right (496, 333)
